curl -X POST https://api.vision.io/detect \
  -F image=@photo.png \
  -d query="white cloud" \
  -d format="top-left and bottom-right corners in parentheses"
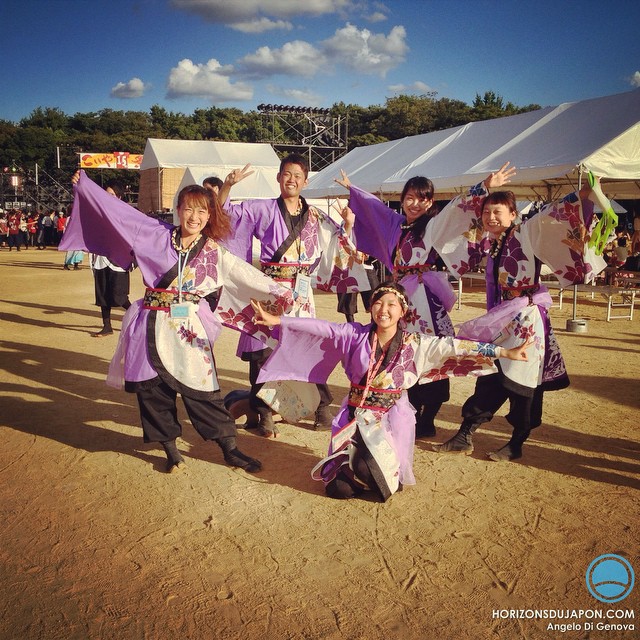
top-left (110, 77), bottom-right (148, 99)
top-left (387, 81), bottom-right (433, 94)
top-left (266, 84), bottom-right (323, 105)
top-left (366, 11), bottom-right (387, 23)
top-left (630, 71), bottom-right (640, 88)
top-left (236, 22), bottom-right (406, 81)
top-left (170, 0), bottom-right (354, 32)
top-left (231, 18), bottom-right (293, 34)
top-left (166, 59), bottom-right (253, 101)
top-left (322, 23), bottom-right (407, 77)
top-left (239, 41), bottom-right (326, 78)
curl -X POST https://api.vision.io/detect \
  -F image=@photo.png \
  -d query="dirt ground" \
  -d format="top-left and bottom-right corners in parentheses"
top-left (1, 246), bottom-right (638, 640)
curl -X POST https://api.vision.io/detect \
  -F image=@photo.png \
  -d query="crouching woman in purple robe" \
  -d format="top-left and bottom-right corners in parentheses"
top-left (251, 282), bottom-right (533, 502)
top-left (60, 171), bottom-right (294, 474)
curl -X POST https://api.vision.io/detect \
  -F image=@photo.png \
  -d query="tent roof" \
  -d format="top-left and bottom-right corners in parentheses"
top-left (171, 166), bottom-right (280, 214)
top-left (140, 138), bottom-right (281, 170)
top-left (304, 89), bottom-right (640, 201)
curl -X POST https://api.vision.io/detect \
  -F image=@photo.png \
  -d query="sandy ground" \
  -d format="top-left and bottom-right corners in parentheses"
top-left (0, 246), bottom-right (638, 640)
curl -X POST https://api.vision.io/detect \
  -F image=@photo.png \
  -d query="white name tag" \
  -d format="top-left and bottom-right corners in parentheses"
top-left (170, 302), bottom-right (194, 319)
top-left (294, 272), bottom-right (311, 301)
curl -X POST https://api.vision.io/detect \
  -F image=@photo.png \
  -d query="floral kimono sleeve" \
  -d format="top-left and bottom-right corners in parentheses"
top-left (312, 208), bottom-right (372, 294)
top-left (214, 246), bottom-right (295, 347)
top-left (255, 317), bottom-right (366, 422)
top-left (426, 183), bottom-right (489, 278)
top-left (410, 333), bottom-right (499, 385)
top-left (522, 193), bottom-right (607, 287)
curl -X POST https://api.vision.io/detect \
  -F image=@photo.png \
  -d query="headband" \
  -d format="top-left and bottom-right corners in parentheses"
top-left (373, 286), bottom-right (409, 310)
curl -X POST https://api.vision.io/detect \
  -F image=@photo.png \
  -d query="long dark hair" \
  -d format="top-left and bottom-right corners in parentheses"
top-left (176, 185), bottom-right (231, 241)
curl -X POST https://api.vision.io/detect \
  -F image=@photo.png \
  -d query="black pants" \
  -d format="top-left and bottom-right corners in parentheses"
top-left (247, 348), bottom-right (332, 414)
top-left (461, 373), bottom-right (544, 443)
top-left (136, 380), bottom-right (237, 443)
top-left (407, 377), bottom-right (450, 413)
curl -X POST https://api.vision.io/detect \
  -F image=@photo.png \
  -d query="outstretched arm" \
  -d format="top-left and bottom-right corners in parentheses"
top-left (497, 338), bottom-right (535, 361)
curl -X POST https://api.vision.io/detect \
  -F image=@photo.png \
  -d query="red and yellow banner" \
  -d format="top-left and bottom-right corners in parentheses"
top-left (79, 152), bottom-right (143, 170)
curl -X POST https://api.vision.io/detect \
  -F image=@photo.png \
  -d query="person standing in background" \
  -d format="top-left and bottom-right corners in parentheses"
top-left (87, 177), bottom-right (132, 337)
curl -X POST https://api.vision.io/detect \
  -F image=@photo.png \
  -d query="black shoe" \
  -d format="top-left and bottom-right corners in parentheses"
top-left (432, 429), bottom-right (474, 454)
top-left (416, 424), bottom-right (436, 438)
top-left (415, 413), bottom-right (437, 438)
top-left (91, 327), bottom-right (114, 338)
top-left (161, 440), bottom-right (186, 473)
top-left (257, 411), bottom-right (278, 438)
top-left (487, 443), bottom-right (523, 462)
top-left (223, 448), bottom-right (262, 473)
top-left (313, 407), bottom-right (333, 431)
top-left (63, 264), bottom-right (70, 270)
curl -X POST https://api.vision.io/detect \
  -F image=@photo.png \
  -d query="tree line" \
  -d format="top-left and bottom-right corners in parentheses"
top-left (0, 91), bottom-right (540, 203)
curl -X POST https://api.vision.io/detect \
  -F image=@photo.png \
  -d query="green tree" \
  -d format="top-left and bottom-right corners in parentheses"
top-left (471, 91), bottom-right (540, 121)
top-left (20, 107), bottom-right (69, 133)
top-left (0, 120), bottom-right (20, 168)
top-left (374, 94), bottom-right (440, 139)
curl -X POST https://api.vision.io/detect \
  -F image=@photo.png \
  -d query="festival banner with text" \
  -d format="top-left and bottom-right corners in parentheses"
top-left (79, 152), bottom-right (143, 170)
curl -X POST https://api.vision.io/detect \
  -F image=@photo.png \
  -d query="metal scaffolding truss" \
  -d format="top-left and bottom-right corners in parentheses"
top-left (256, 104), bottom-right (348, 172)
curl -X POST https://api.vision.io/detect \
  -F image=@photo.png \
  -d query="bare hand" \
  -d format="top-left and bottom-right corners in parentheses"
top-left (71, 170), bottom-right (81, 185)
top-left (225, 164), bottom-right (254, 187)
top-left (484, 161), bottom-right (517, 190)
top-left (250, 299), bottom-right (281, 328)
top-left (502, 337), bottom-right (535, 361)
top-left (333, 200), bottom-right (354, 234)
top-left (334, 169), bottom-right (351, 190)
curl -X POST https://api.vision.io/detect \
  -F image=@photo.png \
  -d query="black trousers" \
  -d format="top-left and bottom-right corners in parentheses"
top-left (136, 380), bottom-right (237, 443)
top-left (407, 377), bottom-right (450, 412)
top-left (461, 373), bottom-right (544, 442)
top-left (247, 348), bottom-right (332, 414)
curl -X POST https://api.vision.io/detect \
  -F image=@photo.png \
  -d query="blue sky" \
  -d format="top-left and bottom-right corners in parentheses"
top-left (2, 0), bottom-right (639, 123)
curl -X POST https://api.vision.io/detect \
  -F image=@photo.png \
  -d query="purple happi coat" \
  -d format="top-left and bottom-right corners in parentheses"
top-left (223, 196), bottom-right (372, 355)
top-left (349, 185), bottom-right (456, 338)
top-left (59, 171), bottom-right (293, 398)
top-left (258, 317), bottom-right (501, 500)
top-left (425, 183), bottom-right (607, 394)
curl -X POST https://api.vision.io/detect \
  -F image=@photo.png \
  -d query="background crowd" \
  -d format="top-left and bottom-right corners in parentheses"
top-left (0, 207), bottom-right (70, 251)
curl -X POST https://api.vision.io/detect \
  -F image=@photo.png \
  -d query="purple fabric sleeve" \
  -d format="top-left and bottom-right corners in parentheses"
top-left (59, 171), bottom-right (167, 272)
top-left (350, 185), bottom-right (403, 272)
top-left (257, 317), bottom-right (369, 385)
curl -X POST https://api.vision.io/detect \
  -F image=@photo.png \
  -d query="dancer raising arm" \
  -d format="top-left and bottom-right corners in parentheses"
top-left (60, 171), bottom-right (294, 474)
top-left (334, 172), bottom-right (457, 440)
top-left (427, 162), bottom-right (606, 461)
top-left (217, 154), bottom-right (371, 437)
top-left (252, 281), bottom-right (532, 502)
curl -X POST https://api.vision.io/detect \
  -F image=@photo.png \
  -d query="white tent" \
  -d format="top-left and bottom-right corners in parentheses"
top-left (171, 165), bottom-right (280, 215)
top-left (303, 89), bottom-right (640, 202)
top-left (138, 139), bottom-right (281, 213)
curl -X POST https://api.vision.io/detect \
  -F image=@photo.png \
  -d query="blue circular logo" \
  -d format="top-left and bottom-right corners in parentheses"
top-left (586, 554), bottom-right (635, 603)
